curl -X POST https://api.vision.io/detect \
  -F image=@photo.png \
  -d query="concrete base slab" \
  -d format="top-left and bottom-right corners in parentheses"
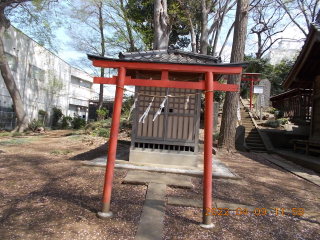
top-left (167, 197), bottom-right (271, 213)
top-left (273, 150), bottom-right (320, 174)
top-left (123, 171), bottom-right (193, 189)
top-left (167, 197), bottom-right (204, 208)
top-left (259, 153), bottom-right (320, 187)
top-left (97, 211), bottom-right (113, 219)
top-left (129, 148), bottom-right (198, 167)
top-left (199, 223), bottom-right (214, 229)
top-left (85, 156), bottom-right (241, 180)
top-left (135, 183), bottom-right (166, 240)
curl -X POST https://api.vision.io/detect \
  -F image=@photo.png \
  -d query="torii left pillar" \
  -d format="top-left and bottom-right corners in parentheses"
top-left (200, 71), bottom-right (214, 229)
top-left (97, 67), bottom-right (126, 219)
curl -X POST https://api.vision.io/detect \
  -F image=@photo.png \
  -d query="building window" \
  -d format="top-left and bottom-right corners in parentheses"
top-left (4, 52), bottom-right (18, 72)
top-left (71, 75), bottom-right (91, 89)
top-left (28, 64), bottom-right (45, 81)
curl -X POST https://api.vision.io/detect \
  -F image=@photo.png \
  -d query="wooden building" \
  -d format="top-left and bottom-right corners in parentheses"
top-left (270, 89), bottom-right (312, 122)
top-left (282, 14), bottom-right (320, 153)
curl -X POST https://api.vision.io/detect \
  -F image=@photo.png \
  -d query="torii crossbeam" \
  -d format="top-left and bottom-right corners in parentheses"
top-left (88, 53), bottom-right (247, 228)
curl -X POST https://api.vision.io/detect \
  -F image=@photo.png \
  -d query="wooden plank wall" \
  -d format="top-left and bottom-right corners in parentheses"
top-left (132, 86), bottom-right (201, 150)
top-left (311, 76), bottom-right (320, 141)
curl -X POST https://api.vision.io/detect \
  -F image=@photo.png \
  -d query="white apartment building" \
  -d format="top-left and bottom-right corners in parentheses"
top-left (263, 41), bottom-right (300, 65)
top-left (0, 27), bottom-right (95, 126)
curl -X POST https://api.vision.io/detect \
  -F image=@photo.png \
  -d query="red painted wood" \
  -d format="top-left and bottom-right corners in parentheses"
top-left (92, 59), bottom-right (243, 74)
top-left (250, 78), bottom-right (253, 110)
top-left (94, 76), bottom-right (239, 92)
top-left (161, 70), bottom-right (169, 81)
top-left (241, 78), bottom-right (259, 81)
top-left (241, 73), bottom-right (261, 110)
top-left (100, 67), bottom-right (126, 213)
top-left (203, 71), bottom-right (214, 226)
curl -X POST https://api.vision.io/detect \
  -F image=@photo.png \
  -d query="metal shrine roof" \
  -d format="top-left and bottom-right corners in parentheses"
top-left (87, 47), bottom-right (248, 68)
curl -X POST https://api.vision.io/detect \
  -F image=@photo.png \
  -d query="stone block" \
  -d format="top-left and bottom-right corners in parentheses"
top-left (129, 148), bottom-right (198, 167)
top-left (235, 125), bottom-right (245, 145)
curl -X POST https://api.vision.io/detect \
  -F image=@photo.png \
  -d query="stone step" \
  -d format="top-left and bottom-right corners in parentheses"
top-left (246, 138), bottom-right (262, 142)
top-left (245, 133), bottom-right (260, 139)
top-left (245, 135), bottom-right (260, 138)
top-left (249, 146), bottom-right (267, 151)
top-left (246, 131), bottom-right (259, 134)
top-left (245, 139), bottom-right (264, 143)
top-left (247, 143), bottom-right (265, 147)
top-left (242, 125), bottom-right (255, 128)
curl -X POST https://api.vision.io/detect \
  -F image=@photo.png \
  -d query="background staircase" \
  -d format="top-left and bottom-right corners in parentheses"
top-left (240, 103), bottom-right (267, 152)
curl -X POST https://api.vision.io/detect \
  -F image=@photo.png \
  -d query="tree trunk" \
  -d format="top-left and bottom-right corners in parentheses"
top-left (200, 0), bottom-right (209, 54)
top-left (98, 1), bottom-right (105, 110)
top-left (153, 0), bottom-right (171, 50)
top-left (218, 0), bottom-right (249, 151)
top-left (120, 0), bottom-right (135, 52)
top-left (219, 21), bottom-right (234, 56)
top-left (212, 0), bottom-right (231, 56)
top-left (0, 6), bottom-right (29, 132)
top-left (255, 32), bottom-right (262, 59)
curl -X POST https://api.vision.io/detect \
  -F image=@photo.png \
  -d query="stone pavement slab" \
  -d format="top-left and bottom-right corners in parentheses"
top-left (123, 171), bottom-right (193, 189)
top-left (135, 183), bottom-right (165, 240)
top-left (85, 156), bottom-right (241, 179)
top-left (167, 197), bottom-right (204, 208)
top-left (167, 197), bottom-right (272, 214)
top-left (259, 153), bottom-right (320, 187)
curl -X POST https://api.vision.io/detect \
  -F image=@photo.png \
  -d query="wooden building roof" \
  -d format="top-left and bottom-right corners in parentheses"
top-left (282, 16), bottom-right (320, 89)
top-left (270, 88), bottom-right (312, 101)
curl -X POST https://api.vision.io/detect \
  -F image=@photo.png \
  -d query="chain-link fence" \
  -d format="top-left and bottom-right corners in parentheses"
top-left (0, 111), bottom-right (16, 130)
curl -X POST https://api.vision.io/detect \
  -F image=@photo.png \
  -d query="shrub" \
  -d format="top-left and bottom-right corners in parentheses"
top-left (61, 116), bottom-right (72, 129)
top-left (12, 132), bottom-right (22, 137)
top-left (38, 109), bottom-right (48, 118)
top-left (213, 132), bottom-right (220, 141)
top-left (50, 150), bottom-right (60, 154)
top-left (96, 107), bottom-right (109, 121)
top-left (269, 108), bottom-right (276, 114)
top-left (122, 95), bottom-right (134, 118)
top-left (274, 110), bottom-right (284, 119)
top-left (264, 119), bottom-right (281, 128)
top-left (98, 128), bottom-right (110, 138)
top-left (28, 119), bottom-right (44, 132)
top-left (71, 116), bottom-right (86, 129)
top-left (0, 132), bottom-right (10, 137)
top-left (279, 118), bottom-right (290, 125)
top-left (52, 107), bottom-right (63, 127)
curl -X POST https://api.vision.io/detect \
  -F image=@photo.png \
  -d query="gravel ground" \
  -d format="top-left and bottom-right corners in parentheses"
top-left (1, 130), bottom-right (320, 239)
top-left (164, 151), bottom-right (320, 239)
top-left (0, 130), bottom-right (146, 239)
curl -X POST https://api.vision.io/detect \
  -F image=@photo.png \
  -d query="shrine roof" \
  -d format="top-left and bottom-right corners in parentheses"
top-left (87, 48), bottom-right (248, 67)
top-left (282, 13), bottom-right (320, 89)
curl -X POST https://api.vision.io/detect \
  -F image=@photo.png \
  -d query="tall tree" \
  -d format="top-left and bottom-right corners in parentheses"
top-left (0, 0), bottom-right (58, 132)
top-left (65, 0), bottom-right (109, 110)
top-left (276, 0), bottom-right (319, 37)
top-left (126, 0), bottom-right (191, 50)
top-left (218, 0), bottom-right (250, 150)
top-left (249, 0), bottom-right (295, 59)
top-left (154, 0), bottom-right (173, 49)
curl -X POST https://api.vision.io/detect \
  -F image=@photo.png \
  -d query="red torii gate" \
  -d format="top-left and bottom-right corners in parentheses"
top-left (88, 54), bottom-right (247, 228)
top-left (241, 73), bottom-right (261, 110)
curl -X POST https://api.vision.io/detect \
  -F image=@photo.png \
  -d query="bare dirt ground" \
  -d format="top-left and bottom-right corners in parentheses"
top-left (1, 130), bottom-right (320, 239)
top-left (0, 130), bottom-right (146, 240)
